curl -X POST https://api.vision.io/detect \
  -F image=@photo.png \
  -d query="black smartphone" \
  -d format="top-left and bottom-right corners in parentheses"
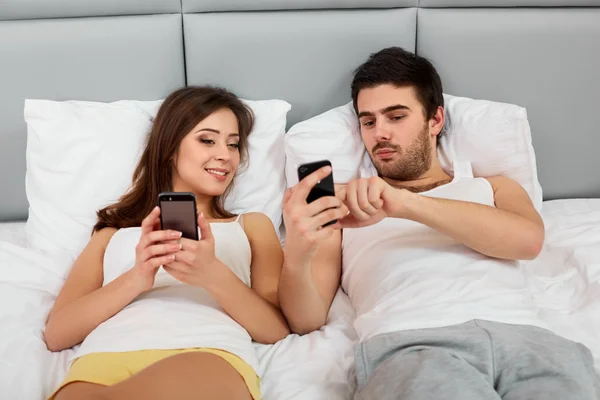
top-left (297, 160), bottom-right (337, 227)
top-left (158, 192), bottom-right (199, 240)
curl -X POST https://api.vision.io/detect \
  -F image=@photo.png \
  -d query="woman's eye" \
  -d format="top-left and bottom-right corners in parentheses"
top-left (200, 139), bottom-right (214, 145)
top-left (228, 143), bottom-right (240, 149)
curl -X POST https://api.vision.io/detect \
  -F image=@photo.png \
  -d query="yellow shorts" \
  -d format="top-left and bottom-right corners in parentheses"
top-left (49, 348), bottom-right (261, 400)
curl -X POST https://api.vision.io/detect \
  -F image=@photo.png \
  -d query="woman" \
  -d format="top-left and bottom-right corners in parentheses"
top-left (44, 86), bottom-right (290, 400)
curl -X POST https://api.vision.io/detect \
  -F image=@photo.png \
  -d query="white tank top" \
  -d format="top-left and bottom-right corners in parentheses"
top-left (70, 214), bottom-right (260, 373)
top-left (342, 161), bottom-right (549, 342)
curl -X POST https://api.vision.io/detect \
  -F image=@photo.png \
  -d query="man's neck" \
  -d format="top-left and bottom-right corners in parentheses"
top-left (382, 164), bottom-right (453, 194)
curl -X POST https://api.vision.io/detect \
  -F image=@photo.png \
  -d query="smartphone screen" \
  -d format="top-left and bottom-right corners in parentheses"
top-left (297, 160), bottom-right (337, 226)
top-left (298, 160), bottom-right (335, 204)
top-left (158, 193), bottom-right (199, 240)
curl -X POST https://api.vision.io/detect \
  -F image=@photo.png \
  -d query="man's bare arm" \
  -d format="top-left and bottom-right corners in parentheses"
top-left (278, 166), bottom-right (347, 335)
top-left (279, 232), bottom-right (342, 334)
top-left (399, 176), bottom-right (544, 260)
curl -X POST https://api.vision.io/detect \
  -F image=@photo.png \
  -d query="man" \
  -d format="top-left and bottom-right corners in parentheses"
top-left (278, 47), bottom-right (599, 400)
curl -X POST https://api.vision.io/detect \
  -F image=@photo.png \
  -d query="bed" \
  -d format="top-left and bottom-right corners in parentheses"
top-left (1, 200), bottom-right (599, 399)
top-left (1, 1), bottom-right (599, 399)
top-left (0, 222), bottom-right (359, 399)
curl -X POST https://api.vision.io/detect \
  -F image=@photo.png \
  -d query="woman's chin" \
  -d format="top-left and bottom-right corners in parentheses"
top-left (194, 183), bottom-right (230, 197)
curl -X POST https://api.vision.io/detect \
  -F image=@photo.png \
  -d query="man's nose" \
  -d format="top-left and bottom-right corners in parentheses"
top-left (374, 122), bottom-right (392, 141)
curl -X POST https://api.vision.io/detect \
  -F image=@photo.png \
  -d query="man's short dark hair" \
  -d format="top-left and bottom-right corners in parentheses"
top-left (351, 47), bottom-right (444, 121)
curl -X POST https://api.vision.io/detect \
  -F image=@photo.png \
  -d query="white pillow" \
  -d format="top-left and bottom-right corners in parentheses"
top-left (284, 94), bottom-right (543, 210)
top-left (225, 99), bottom-right (291, 234)
top-left (439, 94), bottom-right (542, 209)
top-left (24, 97), bottom-right (291, 255)
top-left (284, 103), bottom-right (366, 187)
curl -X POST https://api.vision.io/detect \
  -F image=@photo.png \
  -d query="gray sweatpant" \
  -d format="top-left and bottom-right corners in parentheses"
top-left (354, 320), bottom-right (599, 400)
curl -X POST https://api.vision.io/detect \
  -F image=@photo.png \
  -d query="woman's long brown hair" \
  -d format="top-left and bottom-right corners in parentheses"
top-left (93, 86), bottom-right (254, 233)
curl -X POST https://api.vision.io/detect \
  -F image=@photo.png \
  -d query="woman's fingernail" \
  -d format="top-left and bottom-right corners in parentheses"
top-left (323, 166), bottom-right (332, 173)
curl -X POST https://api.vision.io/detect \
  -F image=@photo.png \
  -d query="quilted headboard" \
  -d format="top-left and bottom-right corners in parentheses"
top-left (1, 0), bottom-right (599, 221)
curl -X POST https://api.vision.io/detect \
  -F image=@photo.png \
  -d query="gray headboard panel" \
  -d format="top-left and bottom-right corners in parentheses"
top-left (417, 8), bottom-right (600, 200)
top-left (420, 0), bottom-right (600, 6)
top-left (184, 9), bottom-right (417, 127)
top-left (182, 0), bottom-right (416, 13)
top-left (0, 0), bottom-right (181, 20)
top-left (0, 14), bottom-right (185, 221)
top-left (1, 1), bottom-right (599, 222)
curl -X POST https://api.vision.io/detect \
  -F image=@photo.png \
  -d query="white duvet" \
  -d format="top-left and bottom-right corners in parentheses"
top-left (1, 199), bottom-right (599, 399)
top-left (0, 233), bottom-right (357, 400)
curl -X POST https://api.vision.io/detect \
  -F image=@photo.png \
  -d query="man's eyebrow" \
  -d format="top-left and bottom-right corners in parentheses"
top-left (381, 104), bottom-right (411, 113)
top-left (357, 104), bottom-right (411, 119)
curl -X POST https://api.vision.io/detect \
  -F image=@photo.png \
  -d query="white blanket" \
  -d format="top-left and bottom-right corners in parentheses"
top-left (522, 199), bottom-right (600, 370)
top-left (0, 235), bottom-right (357, 400)
top-left (1, 198), bottom-right (599, 399)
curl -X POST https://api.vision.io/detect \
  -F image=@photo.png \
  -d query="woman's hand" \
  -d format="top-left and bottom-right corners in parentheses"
top-left (126, 206), bottom-right (183, 295)
top-left (163, 212), bottom-right (222, 288)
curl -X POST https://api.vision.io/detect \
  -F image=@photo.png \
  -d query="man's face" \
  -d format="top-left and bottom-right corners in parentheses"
top-left (357, 84), bottom-right (435, 181)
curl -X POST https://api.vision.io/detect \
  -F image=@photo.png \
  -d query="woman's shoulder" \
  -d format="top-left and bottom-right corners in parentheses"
top-left (74, 227), bottom-right (119, 265)
top-left (241, 212), bottom-right (274, 228)
top-left (240, 213), bottom-right (277, 239)
top-left (90, 227), bottom-right (119, 248)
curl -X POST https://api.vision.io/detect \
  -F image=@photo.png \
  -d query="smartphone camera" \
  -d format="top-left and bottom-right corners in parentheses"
top-left (300, 167), bottom-right (307, 173)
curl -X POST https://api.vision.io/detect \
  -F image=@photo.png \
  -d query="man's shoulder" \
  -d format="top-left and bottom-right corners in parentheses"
top-left (482, 175), bottom-right (538, 212)
top-left (483, 175), bottom-right (521, 193)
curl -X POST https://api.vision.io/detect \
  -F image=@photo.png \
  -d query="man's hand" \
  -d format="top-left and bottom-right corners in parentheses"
top-left (282, 165), bottom-right (348, 266)
top-left (336, 177), bottom-right (406, 228)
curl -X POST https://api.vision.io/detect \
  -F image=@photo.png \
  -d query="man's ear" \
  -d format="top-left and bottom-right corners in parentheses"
top-left (430, 106), bottom-right (445, 138)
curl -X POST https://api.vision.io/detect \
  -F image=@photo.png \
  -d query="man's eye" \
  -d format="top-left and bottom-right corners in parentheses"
top-left (363, 121), bottom-right (374, 127)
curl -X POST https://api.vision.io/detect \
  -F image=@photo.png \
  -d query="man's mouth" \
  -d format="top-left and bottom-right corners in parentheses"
top-left (374, 148), bottom-right (396, 159)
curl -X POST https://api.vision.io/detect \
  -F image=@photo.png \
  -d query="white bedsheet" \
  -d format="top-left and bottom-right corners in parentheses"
top-left (1, 199), bottom-right (599, 399)
top-left (523, 199), bottom-right (600, 371)
top-left (0, 221), bottom-right (27, 247)
top-left (0, 223), bottom-right (357, 400)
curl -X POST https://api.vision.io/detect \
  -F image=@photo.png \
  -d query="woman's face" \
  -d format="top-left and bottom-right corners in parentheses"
top-left (172, 107), bottom-right (241, 197)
